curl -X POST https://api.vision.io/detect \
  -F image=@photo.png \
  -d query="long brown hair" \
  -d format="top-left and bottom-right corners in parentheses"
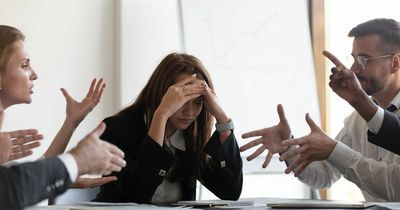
top-left (120, 52), bottom-right (214, 179)
top-left (0, 25), bottom-right (25, 72)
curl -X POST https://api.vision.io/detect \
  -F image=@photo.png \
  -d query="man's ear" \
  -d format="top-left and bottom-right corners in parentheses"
top-left (392, 53), bottom-right (400, 73)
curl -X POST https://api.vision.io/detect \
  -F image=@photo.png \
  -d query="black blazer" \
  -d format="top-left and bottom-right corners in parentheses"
top-left (368, 110), bottom-right (400, 155)
top-left (0, 157), bottom-right (71, 210)
top-left (94, 107), bottom-right (243, 203)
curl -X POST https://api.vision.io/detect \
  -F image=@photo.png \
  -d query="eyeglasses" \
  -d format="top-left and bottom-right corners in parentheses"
top-left (351, 54), bottom-right (393, 70)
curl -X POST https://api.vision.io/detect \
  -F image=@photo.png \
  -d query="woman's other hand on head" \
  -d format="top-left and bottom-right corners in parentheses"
top-left (200, 81), bottom-right (229, 123)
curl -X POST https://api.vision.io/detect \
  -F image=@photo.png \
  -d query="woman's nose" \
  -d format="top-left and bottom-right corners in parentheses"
top-left (182, 102), bottom-right (195, 116)
top-left (30, 68), bottom-right (38, 80)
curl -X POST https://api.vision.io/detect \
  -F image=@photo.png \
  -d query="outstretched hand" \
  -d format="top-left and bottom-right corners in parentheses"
top-left (0, 129), bottom-right (43, 164)
top-left (61, 78), bottom-right (105, 125)
top-left (8, 129), bottom-right (43, 161)
top-left (69, 123), bottom-right (126, 176)
top-left (240, 104), bottom-right (291, 168)
top-left (0, 111), bottom-right (43, 164)
top-left (279, 113), bottom-right (337, 177)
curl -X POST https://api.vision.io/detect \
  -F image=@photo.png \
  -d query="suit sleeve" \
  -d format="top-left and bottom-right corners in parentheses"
top-left (0, 157), bottom-right (71, 210)
top-left (96, 117), bottom-right (175, 203)
top-left (200, 131), bottom-right (243, 200)
top-left (368, 110), bottom-right (400, 155)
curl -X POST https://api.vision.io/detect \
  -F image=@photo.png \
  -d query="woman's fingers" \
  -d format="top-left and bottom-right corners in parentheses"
top-left (12, 141), bottom-right (41, 153)
top-left (92, 78), bottom-right (106, 101)
top-left (85, 78), bottom-right (97, 98)
top-left (175, 74), bottom-right (197, 86)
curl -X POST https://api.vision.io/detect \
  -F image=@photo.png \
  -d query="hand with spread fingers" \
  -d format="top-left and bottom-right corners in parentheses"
top-left (0, 129), bottom-right (43, 164)
top-left (279, 113), bottom-right (337, 177)
top-left (8, 129), bottom-right (43, 161)
top-left (69, 176), bottom-right (117, 189)
top-left (240, 104), bottom-right (291, 168)
top-left (44, 78), bottom-right (106, 157)
top-left (61, 78), bottom-right (106, 126)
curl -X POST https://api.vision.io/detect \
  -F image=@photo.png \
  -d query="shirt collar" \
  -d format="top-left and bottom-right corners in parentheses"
top-left (169, 130), bottom-right (186, 151)
top-left (372, 90), bottom-right (400, 110)
top-left (389, 90), bottom-right (400, 109)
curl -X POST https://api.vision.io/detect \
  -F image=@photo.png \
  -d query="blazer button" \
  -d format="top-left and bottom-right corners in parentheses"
top-left (220, 160), bottom-right (226, 168)
top-left (158, 169), bottom-right (166, 176)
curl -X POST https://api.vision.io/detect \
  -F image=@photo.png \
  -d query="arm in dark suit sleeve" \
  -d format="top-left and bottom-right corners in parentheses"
top-left (201, 131), bottom-right (243, 200)
top-left (95, 116), bottom-right (175, 203)
top-left (368, 110), bottom-right (400, 155)
top-left (0, 157), bottom-right (71, 210)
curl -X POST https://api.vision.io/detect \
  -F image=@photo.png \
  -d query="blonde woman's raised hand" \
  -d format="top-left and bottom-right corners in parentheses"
top-left (61, 78), bottom-right (106, 125)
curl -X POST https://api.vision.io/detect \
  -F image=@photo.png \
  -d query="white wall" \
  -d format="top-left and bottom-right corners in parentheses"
top-left (0, 0), bottom-right (117, 159)
top-left (119, 0), bottom-right (183, 107)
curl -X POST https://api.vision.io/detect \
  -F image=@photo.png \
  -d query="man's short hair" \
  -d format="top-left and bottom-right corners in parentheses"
top-left (348, 18), bottom-right (400, 54)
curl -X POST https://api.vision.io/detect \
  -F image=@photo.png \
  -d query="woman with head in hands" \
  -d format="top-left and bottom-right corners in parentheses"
top-left (95, 52), bottom-right (243, 203)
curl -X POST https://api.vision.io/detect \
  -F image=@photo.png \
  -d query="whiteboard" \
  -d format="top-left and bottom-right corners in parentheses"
top-left (180, 0), bottom-right (320, 156)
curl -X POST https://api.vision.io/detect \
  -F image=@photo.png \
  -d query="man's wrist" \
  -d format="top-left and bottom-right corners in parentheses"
top-left (59, 153), bottom-right (78, 182)
top-left (349, 93), bottom-right (378, 121)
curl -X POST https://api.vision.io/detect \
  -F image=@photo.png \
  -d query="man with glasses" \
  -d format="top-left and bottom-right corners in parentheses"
top-left (241, 18), bottom-right (400, 201)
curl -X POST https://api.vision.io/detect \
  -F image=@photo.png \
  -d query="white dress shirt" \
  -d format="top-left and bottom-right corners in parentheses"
top-left (151, 130), bottom-right (185, 203)
top-left (294, 91), bottom-right (400, 202)
top-left (58, 153), bottom-right (78, 183)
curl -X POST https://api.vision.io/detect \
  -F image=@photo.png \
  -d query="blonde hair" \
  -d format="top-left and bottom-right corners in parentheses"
top-left (0, 25), bottom-right (25, 72)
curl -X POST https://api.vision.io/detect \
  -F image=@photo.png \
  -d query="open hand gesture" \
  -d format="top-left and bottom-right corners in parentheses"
top-left (61, 78), bottom-right (105, 125)
top-left (0, 111), bottom-right (43, 164)
top-left (240, 104), bottom-right (291, 168)
top-left (279, 113), bottom-right (337, 177)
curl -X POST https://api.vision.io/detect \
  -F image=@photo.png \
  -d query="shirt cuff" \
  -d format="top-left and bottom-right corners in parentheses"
top-left (367, 107), bottom-right (384, 134)
top-left (58, 153), bottom-right (78, 183)
top-left (327, 141), bottom-right (362, 172)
